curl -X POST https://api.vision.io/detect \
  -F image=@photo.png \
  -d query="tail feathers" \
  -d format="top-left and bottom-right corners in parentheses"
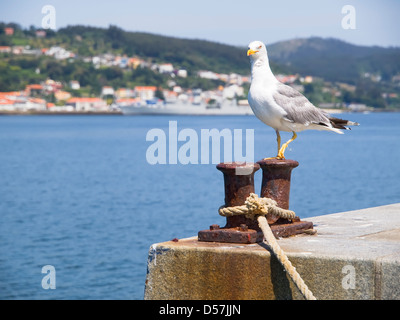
top-left (329, 117), bottom-right (360, 131)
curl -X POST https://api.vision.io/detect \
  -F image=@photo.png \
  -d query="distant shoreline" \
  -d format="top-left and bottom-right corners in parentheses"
top-left (0, 109), bottom-right (399, 116)
top-left (0, 110), bottom-right (123, 116)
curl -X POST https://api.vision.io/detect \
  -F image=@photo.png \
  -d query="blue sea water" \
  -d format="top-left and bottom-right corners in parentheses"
top-left (0, 113), bottom-right (399, 299)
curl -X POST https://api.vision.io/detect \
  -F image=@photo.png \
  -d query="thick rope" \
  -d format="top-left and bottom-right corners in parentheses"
top-left (219, 193), bottom-right (296, 220)
top-left (257, 215), bottom-right (316, 300)
top-left (219, 193), bottom-right (317, 300)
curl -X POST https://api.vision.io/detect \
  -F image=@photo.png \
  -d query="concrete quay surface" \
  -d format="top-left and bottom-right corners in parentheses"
top-left (144, 203), bottom-right (400, 300)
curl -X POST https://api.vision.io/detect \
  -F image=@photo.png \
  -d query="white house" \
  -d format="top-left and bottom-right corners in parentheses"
top-left (46, 46), bottom-right (75, 60)
top-left (101, 86), bottom-right (115, 96)
top-left (66, 97), bottom-right (108, 111)
top-left (0, 97), bottom-right (16, 111)
top-left (135, 86), bottom-right (157, 101)
top-left (198, 70), bottom-right (219, 80)
top-left (158, 63), bottom-right (174, 74)
top-left (223, 84), bottom-right (244, 99)
top-left (177, 69), bottom-right (187, 78)
top-left (70, 80), bottom-right (80, 90)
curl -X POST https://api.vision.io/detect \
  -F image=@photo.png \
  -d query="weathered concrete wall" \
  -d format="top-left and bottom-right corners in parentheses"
top-left (144, 203), bottom-right (400, 300)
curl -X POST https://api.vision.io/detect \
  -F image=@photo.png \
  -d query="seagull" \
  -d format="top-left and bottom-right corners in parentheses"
top-left (247, 40), bottom-right (359, 159)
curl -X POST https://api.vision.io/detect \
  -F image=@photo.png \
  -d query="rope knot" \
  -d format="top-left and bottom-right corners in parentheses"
top-left (244, 193), bottom-right (270, 219)
top-left (218, 193), bottom-right (296, 220)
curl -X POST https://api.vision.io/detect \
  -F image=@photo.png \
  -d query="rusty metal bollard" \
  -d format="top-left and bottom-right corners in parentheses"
top-left (257, 159), bottom-right (313, 238)
top-left (257, 159), bottom-right (298, 224)
top-left (217, 162), bottom-right (260, 230)
top-left (198, 160), bottom-right (314, 244)
top-left (198, 162), bottom-right (262, 243)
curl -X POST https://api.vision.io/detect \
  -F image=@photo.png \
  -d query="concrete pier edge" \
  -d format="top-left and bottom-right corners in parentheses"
top-left (144, 203), bottom-right (400, 300)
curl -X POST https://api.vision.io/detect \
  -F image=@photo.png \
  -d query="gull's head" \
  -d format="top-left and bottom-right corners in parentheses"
top-left (247, 41), bottom-right (267, 60)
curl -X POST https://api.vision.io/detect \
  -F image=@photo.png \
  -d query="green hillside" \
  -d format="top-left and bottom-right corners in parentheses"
top-left (1, 23), bottom-right (399, 108)
top-left (268, 37), bottom-right (400, 84)
top-left (2, 23), bottom-right (400, 82)
top-left (58, 25), bottom-right (251, 75)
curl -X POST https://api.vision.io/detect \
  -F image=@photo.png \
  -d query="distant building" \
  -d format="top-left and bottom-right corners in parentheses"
top-left (158, 63), bottom-right (174, 74)
top-left (35, 30), bottom-right (46, 38)
top-left (115, 88), bottom-right (134, 99)
top-left (115, 97), bottom-right (140, 107)
top-left (0, 91), bottom-right (48, 111)
top-left (0, 46), bottom-right (11, 53)
top-left (276, 74), bottom-right (298, 84)
top-left (43, 79), bottom-right (63, 93)
top-left (163, 90), bottom-right (178, 104)
top-left (66, 97), bottom-right (108, 111)
top-left (113, 55), bottom-right (128, 68)
top-left (48, 104), bottom-right (75, 112)
top-left (54, 90), bottom-right (72, 101)
top-left (223, 84), bottom-right (244, 99)
top-left (177, 69), bottom-right (187, 78)
top-left (4, 27), bottom-right (14, 36)
top-left (347, 103), bottom-right (371, 112)
top-left (172, 86), bottom-right (183, 94)
top-left (304, 76), bottom-right (313, 83)
top-left (25, 84), bottom-right (43, 96)
top-left (45, 46), bottom-right (75, 60)
top-left (22, 47), bottom-right (42, 56)
top-left (198, 70), bottom-right (219, 80)
top-left (24, 98), bottom-right (47, 111)
top-left (0, 96), bottom-right (16, 111)
top-left (127, 57), bottom-right (143, 69)
top-left (227, 73), bottom-right (243, 85)
top-left (135, 86), bottom-right (157, 101)
top-left (69, 80), bottom-right (80, 90)
top-left (101, 86), bottom-right (115, 96)
top-left (12, 46), bottom-right (24, 55)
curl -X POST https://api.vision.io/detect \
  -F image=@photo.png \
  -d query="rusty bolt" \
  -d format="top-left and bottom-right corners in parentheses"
top-left (210, 224), bottom-right (220, 230)
top-left (239, 224), bottom-right (248, 232)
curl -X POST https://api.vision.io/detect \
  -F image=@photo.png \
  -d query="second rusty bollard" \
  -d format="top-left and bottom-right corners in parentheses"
top-left (257, 159), bottom-right (298, 224)
top-left (257, 158), bottom-right (314, 238)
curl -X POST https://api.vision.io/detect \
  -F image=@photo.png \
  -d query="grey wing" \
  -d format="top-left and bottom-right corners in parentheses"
top-left (273, 83), bottom-right (329, 126)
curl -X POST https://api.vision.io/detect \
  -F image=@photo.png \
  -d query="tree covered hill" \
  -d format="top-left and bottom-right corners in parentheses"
top-left (57, 25), bottom-right (251, 75)
top-left (1, 22), bottom-right (399, 105)
top-left (268, 37), bottom-right (400, 84)
top-left (57, 25), bottom-right (400, 83)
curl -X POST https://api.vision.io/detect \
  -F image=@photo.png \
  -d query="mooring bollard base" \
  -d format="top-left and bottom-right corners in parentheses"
top-left (270, 218), bottom-right (314, 238)
top-left (198, 226), bottom-right (261, 244)
top-left (198, 218), bottom-right (314, 244)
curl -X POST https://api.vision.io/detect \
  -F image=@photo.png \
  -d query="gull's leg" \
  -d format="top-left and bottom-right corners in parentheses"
top-left (276, 130), bottom-right (281, 155)
top-left (277, 131), bottom-right (297, 159)
top-left (264, 130), bottom-right (282, 160)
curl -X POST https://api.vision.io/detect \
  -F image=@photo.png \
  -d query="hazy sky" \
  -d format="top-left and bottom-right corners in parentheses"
top-left (1, 0), bottom-right (399, 47)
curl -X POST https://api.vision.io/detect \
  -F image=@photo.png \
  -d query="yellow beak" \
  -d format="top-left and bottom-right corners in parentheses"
top-left (247, 49), bottom-right (259, 56)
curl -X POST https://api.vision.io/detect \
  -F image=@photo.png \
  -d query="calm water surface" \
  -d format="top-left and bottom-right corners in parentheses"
top-left (0, 113), bottom-right (399, 299)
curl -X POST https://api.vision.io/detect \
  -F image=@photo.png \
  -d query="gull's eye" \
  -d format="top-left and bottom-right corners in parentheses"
top-left (257, 45), bottom-right (262, 49)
